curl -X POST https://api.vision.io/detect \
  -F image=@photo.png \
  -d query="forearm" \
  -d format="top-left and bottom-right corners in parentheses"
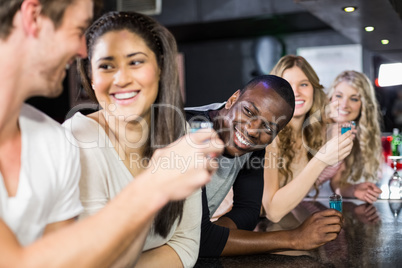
top-left (2, 177), bottom-right (167, 268)
top-left (330, 170), bottom-right (355, 198)
top-left (214, 216), bottom-right (238, 229)
top-left (221, 229), bottom-right (296, 256)
top-left (134, 245), bottom-right (183, 268)
top-left (109, 224), bottom-right (152, 268)
top-left (333, 181), bottom-right (355, 198)
top-left (263, 157), bottom-right (327, 222)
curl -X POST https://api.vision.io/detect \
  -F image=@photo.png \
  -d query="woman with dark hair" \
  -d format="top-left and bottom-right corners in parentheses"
top-left (63, 11), bottom-right (202, 267)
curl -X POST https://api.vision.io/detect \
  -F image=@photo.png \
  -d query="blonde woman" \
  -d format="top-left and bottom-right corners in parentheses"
top-left (262, 55), bottom-right (354, 223)
top-left (326, 71), bottom-right (382, 202)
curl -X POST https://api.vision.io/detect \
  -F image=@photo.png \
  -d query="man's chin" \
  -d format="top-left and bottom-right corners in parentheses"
top-left (47, 87), bottom-right (63, 98)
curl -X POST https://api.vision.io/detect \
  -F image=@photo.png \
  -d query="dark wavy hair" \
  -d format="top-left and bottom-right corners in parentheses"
top-left (78, 11), bottom-right (185, 238)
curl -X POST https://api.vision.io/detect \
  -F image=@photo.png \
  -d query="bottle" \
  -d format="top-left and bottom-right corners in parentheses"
top-left (391, 128), bottom-right (402, 156)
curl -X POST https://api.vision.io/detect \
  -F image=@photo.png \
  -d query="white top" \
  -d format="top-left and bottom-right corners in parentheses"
top-left (0, 104), bottom-right (82, 246)
top-left (63, 112), bottom-right (202, 268)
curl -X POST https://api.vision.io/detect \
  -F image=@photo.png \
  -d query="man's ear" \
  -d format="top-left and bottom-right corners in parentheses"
top-left (225, 90), bottom-right (241, 109)
top-left (20, 0), bottom-right (42, 37)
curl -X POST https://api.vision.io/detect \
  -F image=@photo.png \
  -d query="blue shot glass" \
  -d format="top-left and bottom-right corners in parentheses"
top-left (189, 121), bottom-right (213, 133)
top-left (329, 193), bottom-right (342, 212)
top-left (341, 121), bottom-right (356, 134)
top-left (341, 123), bottom-right (351, 134)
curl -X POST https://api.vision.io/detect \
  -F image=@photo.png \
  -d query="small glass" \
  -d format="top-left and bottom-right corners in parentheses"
top-left (388, 156), bottom-right (402, 199)
top-left (189, 121), bottom-right (213, 133)
top-left (329, 193), bottom-right (342, 212)
top-left (388, 200), bottom-right (402, 219)
top-left (189, 121), bottom-right (216, 159)
top-left (341, 121), bottom-right (356, 134)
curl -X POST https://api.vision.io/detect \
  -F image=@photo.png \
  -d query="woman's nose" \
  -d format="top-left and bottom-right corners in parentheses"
top-left (114, 67), bottom-right (132, 87)
top-left (292, 85), bottom-right (300, 96)
top-left (340, 97), bottom-right (349, 108)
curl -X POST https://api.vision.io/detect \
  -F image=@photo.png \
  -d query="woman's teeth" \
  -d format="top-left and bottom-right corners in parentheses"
top-left (114, 92), bottom-right (138, 100)
top-left (295, 100), bottom-right (304, 105)
top-left (235, 130), bottom-right (251, 146)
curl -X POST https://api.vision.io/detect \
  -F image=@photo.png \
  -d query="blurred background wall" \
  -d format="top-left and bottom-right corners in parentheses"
top-left (28, 0), bottom-right (402, 132)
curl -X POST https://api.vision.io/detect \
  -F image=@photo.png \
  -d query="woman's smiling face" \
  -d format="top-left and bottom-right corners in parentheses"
top-left (90, 29), bottom-right (160, 122)
top-left (282, 66), bottom-right (314, 119)
top-left (330, 81), bottom-right (362, 123)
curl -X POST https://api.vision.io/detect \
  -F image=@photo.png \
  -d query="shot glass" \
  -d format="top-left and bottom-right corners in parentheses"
top-left (189, 121), bottom-right (216, 159)
top-left (329, 193), bottom-right (342, 212)
top-left (189, 121), bottom-right (214, 133)
top-left (341, 121), bottom-right (356, 134)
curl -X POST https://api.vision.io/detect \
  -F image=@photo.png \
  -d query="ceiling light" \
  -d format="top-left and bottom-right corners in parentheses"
top-left (343, 6), bottom-right (357, 12)
top-left (365, 26), bottom-right (374, 32)
top-left (381, 39), bottom-right (390, 45)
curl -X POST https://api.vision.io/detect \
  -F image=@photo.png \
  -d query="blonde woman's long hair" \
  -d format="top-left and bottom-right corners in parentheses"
top-left (270, 55), bottom-right (328, 186)
top-left (327, 70), bottom-right (382, 184)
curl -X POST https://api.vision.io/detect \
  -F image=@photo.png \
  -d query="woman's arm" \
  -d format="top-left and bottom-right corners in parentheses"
top-left (263, 148), bottom-right (327, 223)
top-left (330, 168), bottom-right (382, 203)
top-left (133, 189), bottom-right (202, 268)
top-left (263, 132), bottom-right (354, 223)
top-left (135, 245), bottom-right (182, 268)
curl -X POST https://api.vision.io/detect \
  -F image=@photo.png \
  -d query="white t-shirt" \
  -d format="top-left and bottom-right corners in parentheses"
top-left (63, 112), bottom-right (202, 268)
top-left (0, 104), bottom-right (83, 246)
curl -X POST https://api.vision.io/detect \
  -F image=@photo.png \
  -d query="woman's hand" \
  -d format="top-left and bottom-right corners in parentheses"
top-left (353, 182), bottom-right (382, 203)
top-left (316, 131), bottom-right (354, 166)
top-left (327, 122), bottom-right (357, 140)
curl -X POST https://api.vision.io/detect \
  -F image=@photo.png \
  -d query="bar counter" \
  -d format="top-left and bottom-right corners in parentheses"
top-left (195, 197), bottom-right (402, 268)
